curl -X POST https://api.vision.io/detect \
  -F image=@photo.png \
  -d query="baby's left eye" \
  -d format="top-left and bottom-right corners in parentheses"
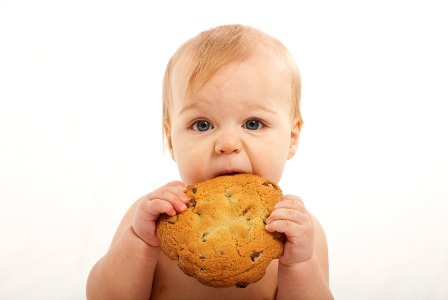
top-left (243, 119), bottom-right (264, 130)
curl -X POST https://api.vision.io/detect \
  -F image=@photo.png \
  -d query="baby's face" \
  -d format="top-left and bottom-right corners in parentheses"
top-left (167, 55), bottom-right (300, 185)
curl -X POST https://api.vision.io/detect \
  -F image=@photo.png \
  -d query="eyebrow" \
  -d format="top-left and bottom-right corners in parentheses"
top-left (248, 103), bottom-right (277, 114)
top-left (178, 102), bottom-right (201, 115)
top-left (178, 101), bottom-right (278, 115)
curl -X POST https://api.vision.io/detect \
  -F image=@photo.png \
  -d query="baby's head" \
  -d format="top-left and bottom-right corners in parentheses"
top-left (162, 24), bottom-right (302, 142)
top-left (162, 24), bottom-right (303, 184)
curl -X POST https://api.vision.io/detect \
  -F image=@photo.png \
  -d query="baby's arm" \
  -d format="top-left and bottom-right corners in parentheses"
top-left (265, 195), bottom-right (333, 300)
top-left (86, 181), bottom-right (189, 300)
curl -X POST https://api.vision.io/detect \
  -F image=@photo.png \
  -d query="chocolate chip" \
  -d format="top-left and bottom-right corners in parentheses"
top-left (167, 215), bottom-right (178, 224)
top-left (236, 282), bottom-right (248, 288)
top-left (201, 232), bottom-right (209, 242)
top-left (191, 187), bottom-right (197, 194)
top-left (262, 182), bottom-right (273, 188)
top-left (250, 251), bottom-right (261, 262)
top-left (187, 199), bottom-right (196, 208)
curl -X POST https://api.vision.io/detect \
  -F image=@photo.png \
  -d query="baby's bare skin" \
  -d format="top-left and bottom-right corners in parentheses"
top-left (150, 253), bottom-right (279, 300)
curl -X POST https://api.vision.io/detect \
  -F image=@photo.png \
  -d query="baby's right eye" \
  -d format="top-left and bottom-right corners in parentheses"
top-left (192, 120), bottom-right (214, 132)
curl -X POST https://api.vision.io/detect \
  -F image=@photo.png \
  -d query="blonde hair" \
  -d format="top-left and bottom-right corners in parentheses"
top-left (162, 24), bottom-right (302, 141)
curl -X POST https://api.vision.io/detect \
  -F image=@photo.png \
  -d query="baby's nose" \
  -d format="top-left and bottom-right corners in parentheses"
top-left (214, 131), bottom-right (242, 154)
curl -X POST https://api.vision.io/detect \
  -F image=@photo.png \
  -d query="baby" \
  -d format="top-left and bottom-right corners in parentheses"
top-left (87, 24), bottom-right (333, 300)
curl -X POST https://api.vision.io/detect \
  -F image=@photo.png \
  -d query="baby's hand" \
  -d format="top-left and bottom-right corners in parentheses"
top-left (265, 195), bottom-right (314, 266)
top-left (132, 181), bottom-right (189, 247)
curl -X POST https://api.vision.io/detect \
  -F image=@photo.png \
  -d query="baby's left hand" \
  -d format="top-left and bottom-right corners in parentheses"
top-left (265, 195), bottom-right (314, 266)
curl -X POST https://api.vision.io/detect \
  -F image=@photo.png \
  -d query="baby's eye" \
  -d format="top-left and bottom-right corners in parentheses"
top-left (192, 120), bottom-right (214, 131)
top-left (243, 119), bottom-right (264, 130)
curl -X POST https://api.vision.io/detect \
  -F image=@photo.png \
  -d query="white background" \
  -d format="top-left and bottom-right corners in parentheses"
top-left (1, 1), bottom-right (447, 299)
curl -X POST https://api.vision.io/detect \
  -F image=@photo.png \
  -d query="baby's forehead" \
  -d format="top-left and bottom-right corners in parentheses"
top-left (170, 55), bottom-right (294, 120)
top-left (173, 43), bottom-right (290, 98)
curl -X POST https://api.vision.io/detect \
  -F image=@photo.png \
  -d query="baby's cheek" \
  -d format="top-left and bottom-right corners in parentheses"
top-left (177, 158), bottom-right (208, 186)
top-left (253, 161), bottom-right (286, 185)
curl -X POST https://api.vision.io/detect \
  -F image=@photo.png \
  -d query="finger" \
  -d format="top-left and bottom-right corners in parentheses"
top-left (149, 191), bottom-right (187, 212)
top-left (133, 199), bottom-right (173, 247)
top-left (283, 194), bottom-right (304, 203)
top-left (147, 183), bottom-right (189, 212)
top-left (266, 207), bottom-right (308, 225)
top-left (140, 198), bottom-right (177, 221)
top-left (157, 181), bottom-right (189, 202)
top-left (164, 181), bottom-right (190, 203)
top-left (274, 195), bottom-right (306, 211)
top-left (265, 219), bottom-right (301, 238)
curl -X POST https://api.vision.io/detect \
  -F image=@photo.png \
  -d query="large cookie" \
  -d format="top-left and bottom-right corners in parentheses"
top-left (156, 173), bottom-right (285, 288)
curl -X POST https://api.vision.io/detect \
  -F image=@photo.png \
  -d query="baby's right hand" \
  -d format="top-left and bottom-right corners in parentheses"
top-left (132, 181), bottom-right (189, 247)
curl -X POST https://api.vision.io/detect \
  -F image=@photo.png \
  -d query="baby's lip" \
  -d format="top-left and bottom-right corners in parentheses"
top-left (215, 169), bottom-right (247, 177)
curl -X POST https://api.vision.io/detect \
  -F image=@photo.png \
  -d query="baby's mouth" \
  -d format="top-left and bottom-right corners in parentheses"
top-left (215, 171), bottom-right (246, 177)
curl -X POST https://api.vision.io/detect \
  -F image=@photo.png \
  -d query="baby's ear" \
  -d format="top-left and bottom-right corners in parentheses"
top-left (288, 117), bottom-right (302, 160)
top-left (164, 124), bottom-right (176, 161)
top-left (167, 136), bottom-right (175, 161)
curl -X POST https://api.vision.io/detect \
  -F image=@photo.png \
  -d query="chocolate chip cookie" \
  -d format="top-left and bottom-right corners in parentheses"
top-left (156, 174), bottom-right (285, 288)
